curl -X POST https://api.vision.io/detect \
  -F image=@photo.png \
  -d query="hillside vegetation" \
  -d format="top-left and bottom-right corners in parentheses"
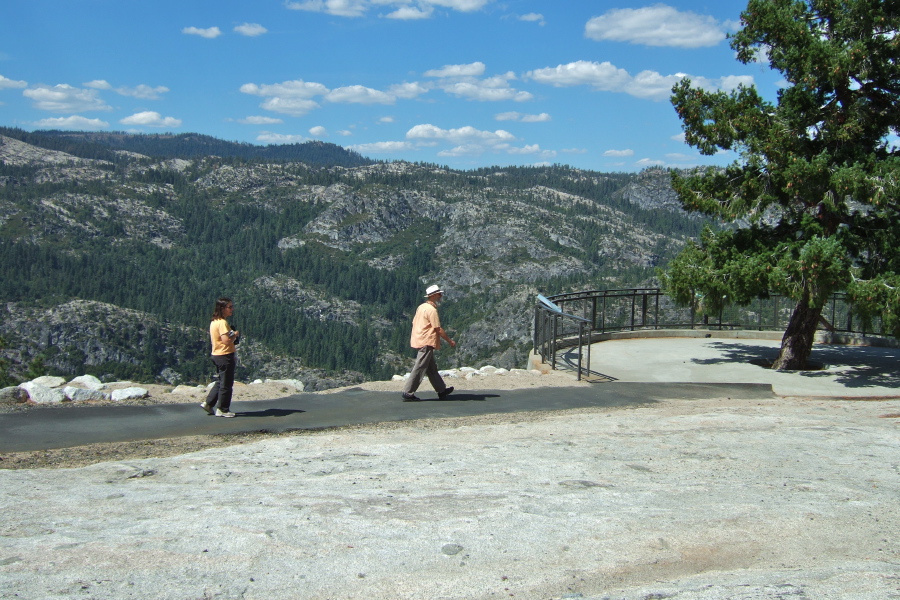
top-left (0, 129), bottom-right (707, 389)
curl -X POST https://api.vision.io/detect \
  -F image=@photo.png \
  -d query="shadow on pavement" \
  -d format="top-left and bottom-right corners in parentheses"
top-left (404, 393), bottom-right (499, 402)
top-left (233, 408), bottom-right (307, 418)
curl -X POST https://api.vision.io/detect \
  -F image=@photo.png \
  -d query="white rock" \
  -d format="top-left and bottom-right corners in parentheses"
top-left (100, 381), bottom-right (133, 390)
top-left (251, 379), bottom-right (263, 385)
top-left (391, 374), bottom-right (406, 382)
top-left (458, 367), bottom-right (477, 374)
top-left (265, 379), bottom-right (305, 392)
top-left (68, 375), bottom-right (104, 390)
top-left (493, 368), bottom-right (509, 375)
top-left (171, 385), bottom-right (204, 395)
top-left (19, 381), bottom-right (67, 404)
top-left (509, 368), bottom-right (538, 377)
top-left (30, 375), bottom-right (67, 388)
top-left (111, 387), bottom-right (149, 401)
top-left (439, 369), bottom-right (459, 378)
top-left (64, 386), bottom-right (108, 402)
top-left (479, 365), bottom-right (499, 374)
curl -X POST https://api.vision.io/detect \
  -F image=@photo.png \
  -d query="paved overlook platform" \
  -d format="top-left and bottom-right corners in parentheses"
top-left (570, 332), bottom-right (900, 398)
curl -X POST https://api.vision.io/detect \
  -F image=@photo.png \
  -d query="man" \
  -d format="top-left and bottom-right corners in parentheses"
top-left (402, 284), bottom-right (456, 401)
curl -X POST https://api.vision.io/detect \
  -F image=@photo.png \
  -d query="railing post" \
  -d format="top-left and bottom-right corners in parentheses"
top-left (641, 293), bottom-right (648, 328)
top-left (654, 291), bottom-right (659, 329)
top-left (551, 315), bottom-right (558, 370)
top-left (601, 293), bottom-right (607, 333)
top-left (630, 293), bottom-right (636, 331)
top-left (577, 321), bottom-right (584, 381)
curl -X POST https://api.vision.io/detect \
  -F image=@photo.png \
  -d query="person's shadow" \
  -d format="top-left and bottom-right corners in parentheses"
top-left (233, 408), bottom-right (306, 418)
top-left (405, 393), bottom-right (499, 402)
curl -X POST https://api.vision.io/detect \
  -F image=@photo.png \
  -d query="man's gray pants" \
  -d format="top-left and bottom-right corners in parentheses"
top-left (403, 346), bottom-right (447, 394)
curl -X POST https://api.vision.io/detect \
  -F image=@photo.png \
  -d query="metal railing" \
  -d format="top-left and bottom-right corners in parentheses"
top-left (533, 288), bottom-right (889, 379)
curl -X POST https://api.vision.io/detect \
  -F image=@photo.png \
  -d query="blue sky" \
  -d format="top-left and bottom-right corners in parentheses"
top-left (0, 0), bottom-right (782, 172)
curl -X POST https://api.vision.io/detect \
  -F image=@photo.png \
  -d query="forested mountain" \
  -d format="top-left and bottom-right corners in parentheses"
top-left (0, 131), bottom-right (707, 389)
top-left (0, 127), bottom-right (373, 167)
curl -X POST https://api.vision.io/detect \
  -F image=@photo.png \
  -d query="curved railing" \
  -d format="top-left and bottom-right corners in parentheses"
top-left (533, 288), bottom-right (889, 380)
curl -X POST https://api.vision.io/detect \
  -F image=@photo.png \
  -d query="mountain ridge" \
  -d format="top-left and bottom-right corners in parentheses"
top-left (0, 131), bottom-right (705, 389)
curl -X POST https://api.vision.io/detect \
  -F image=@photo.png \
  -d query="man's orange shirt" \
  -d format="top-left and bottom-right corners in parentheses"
top-left (409, 301), bottom-right (441, 349)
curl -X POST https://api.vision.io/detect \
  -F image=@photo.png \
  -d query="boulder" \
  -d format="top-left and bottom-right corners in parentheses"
top-left (171, 385), bottom-right (204, 395)
top-left (30, 375), bottom-right (67, 388)
top-left (111, 387), bottom-right (149, 401)
top-left (68, 374), bottom-right (103, 390)
top-left (265, 378), bottom-right (305, 392)
top-left (64, 387), bottom-right (109, 402)
top-left (19, 381), bottom-right (67, 404)
top-left (0, 386), bottom-right (29, 405)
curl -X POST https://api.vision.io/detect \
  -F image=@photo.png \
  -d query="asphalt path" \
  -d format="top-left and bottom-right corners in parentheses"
top-left (0, 382), bottom-right (775, 452)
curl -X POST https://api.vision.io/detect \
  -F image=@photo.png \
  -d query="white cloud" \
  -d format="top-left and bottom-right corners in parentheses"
top-left (495, 111), bottom-right (551, 122)
top-left (528, 60), bottom-right (632, 91)
top-left (285, 0), bottom-right (490, 18)
top-left (379, 116), bottom-right (395, 124)
top-left (326, 85), bottom-right (395, 104)
top-left (337, 130), bottom-right (353, 136)
top-left (349, 141), bottom-right (415, 153)
top-left (182, 26), bottom-right (222, 38)
top-left (388, 81), bottom-right (428, 99)
top-left (84, 80), bottom-right (112, 90)
top-left (260, 97), bottom-right (321, 115)
top-left (23, 84), bottom-right (111, 112)
top-left (636, 158), bottom-right (665, 167)
top-left (284, 0), bottom-right (369, 17)
top-left (84, 80), bottom-right (168, 99)
top-left (671, 132), bottom-right (686, 143)
top-left (33, 115), bottom-right (109, 130)
top-left (442, 79), bottom-right (532, 102)
top-left (424, 62), bottom-right (486, 78)
top-left (241, 80), bottom-right (330, 98)
top-left (241, 78), bottom-right (427, 116)
top-left (561, 148), bottom-right (588, 154)
top-left (603, 149), bottom-right (634, 157)
top-left (407, 123), bottom-right (516, 145)
top-left (428, 67), bottom-right (532, 102)
top-left (527, 60), bottom-right (753, 101)
top-left (0, 74), bottom-right (27, 89)
top-left (519, 13), bottom-right (545, 26)
top-left (241, 79), bottom-right (329, 116)
top-left (386, 6), bottom-right (433, 19)
top-left (117, 84), bottom-right (169, 99)
top-left (404, 123), bottom-right (545, 158)
top-left (257, 132), bottom-right (307, 144)
top-left (309, 126), bottom-right (327, 136)
top-left (585, 5), bottom-right (726, 48)
top-left (426, 0), bottom-right (490, 11)
top-left (120, 111), bottom-right (182, 128)
top-left (239, 116), bottom-right (284, 125)
top-left (234, 23), bottom-right (268, 36)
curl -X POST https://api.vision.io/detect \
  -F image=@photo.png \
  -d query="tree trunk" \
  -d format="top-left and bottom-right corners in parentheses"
top-left (772, 296), bottom-right (822, 370)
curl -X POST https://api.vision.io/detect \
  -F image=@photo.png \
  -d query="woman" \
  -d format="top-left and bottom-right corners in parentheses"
top-left (200, 297), bottom-right (240, 417)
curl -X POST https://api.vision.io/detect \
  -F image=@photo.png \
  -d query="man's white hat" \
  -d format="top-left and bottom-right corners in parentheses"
top-left (425, 284), bottom-right (444, 297)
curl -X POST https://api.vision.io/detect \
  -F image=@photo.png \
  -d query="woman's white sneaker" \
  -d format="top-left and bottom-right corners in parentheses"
top-left (214, 408), bottom-right (235, 418)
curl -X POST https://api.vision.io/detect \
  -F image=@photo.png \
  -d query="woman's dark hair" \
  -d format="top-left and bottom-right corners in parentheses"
top-left (211, 297), bottom-right (233, 320)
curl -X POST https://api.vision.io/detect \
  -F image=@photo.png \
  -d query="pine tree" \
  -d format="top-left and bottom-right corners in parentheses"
top-left (665, 0), bottom-right (900, 369)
